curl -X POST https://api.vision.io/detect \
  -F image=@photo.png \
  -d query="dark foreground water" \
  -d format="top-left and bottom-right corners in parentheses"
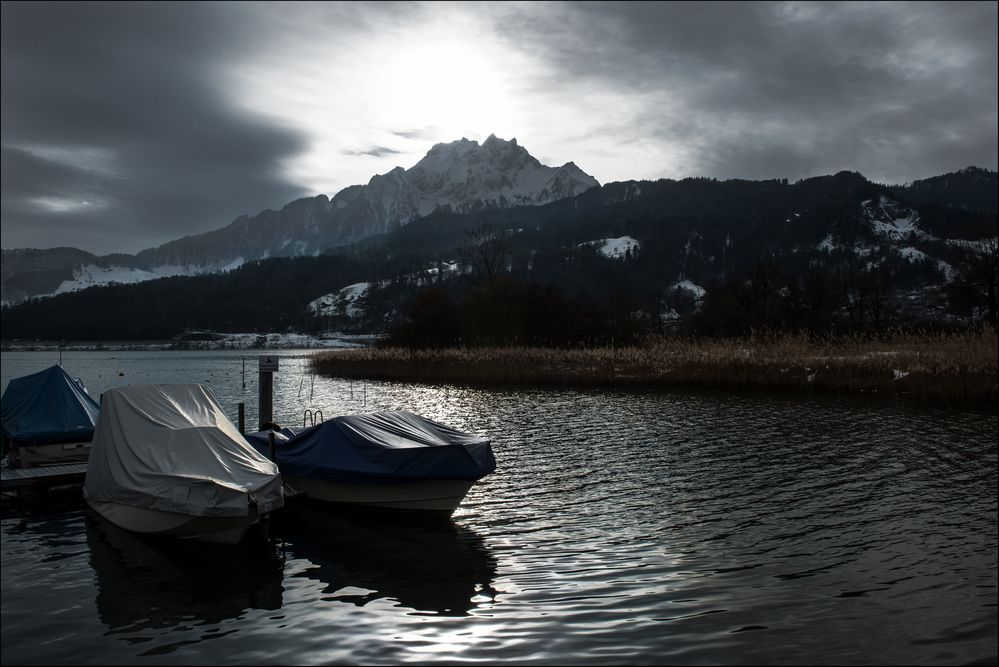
top-left (1, 350), bottom-right (997, 665)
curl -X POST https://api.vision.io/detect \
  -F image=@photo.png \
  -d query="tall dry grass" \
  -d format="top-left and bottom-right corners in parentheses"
top-left (310, 329), bottom-right (998, 408)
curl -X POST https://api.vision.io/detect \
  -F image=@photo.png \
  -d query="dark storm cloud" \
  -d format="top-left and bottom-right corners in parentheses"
top-left (3, 1), bottom-right (995, 254)
top-left (391, 128), bottom-right (438, 141)
top-left (497, 1), bottom-right (998, 182)
top-left (340, 146), bottom-right (404, 158)
top-left (1, 2), bottom-right (309, 253)
top-left (0, 145), bottom-right (127, 248)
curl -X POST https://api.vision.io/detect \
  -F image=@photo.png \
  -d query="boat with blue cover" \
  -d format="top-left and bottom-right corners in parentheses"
top-left (247, 410), bottom-right (495, 516)
top-left (1, 364), bottom-right (100, 467)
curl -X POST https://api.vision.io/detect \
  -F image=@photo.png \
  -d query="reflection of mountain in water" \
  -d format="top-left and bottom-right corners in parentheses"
top-left (85, 512), bottom-right (284, 633)
top-left (283, 503), bottom-right (498, 616)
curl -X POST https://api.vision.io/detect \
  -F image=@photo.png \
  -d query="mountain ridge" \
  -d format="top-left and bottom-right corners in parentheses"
top-left (3, 165), bottom-right (997, 340)
top-left (1, 135), bottom-right (600, 303)
top-left (1, 152), bottom-right (995, 306)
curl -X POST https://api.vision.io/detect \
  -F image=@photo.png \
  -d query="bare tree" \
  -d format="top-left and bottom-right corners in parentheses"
top-left (458, 221), bottom-right (511, 287)
top-left (948, 237), bottom-right (998, 327)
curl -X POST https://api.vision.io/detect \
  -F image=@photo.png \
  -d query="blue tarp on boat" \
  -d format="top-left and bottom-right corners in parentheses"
top-left (246, 411), bottom-right (495, 484)
top-left (1, 364), bottom-right (101, 444)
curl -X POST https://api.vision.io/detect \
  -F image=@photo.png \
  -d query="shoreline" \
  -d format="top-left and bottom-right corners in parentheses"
top-left (0, 332), bottom-right (379, 352)
top-left (309, 334), bottom-right (999, 410)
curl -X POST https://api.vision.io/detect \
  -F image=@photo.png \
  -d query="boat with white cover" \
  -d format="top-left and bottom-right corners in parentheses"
top-left (84, 384), bottom-right (284, 544)
top-left (247, 411), bottom-right (495, 516)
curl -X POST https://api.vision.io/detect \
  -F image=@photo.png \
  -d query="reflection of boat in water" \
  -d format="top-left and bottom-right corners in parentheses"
top-left (247, 411), bottom-right (495, 516)
top-left (282, 502), bottom-right (498, 616)
top-left (84, 384), bottom-right (284, 544)
top-left (85, 511), bottom-right (284, 633)
top-left (1, 365), bottom-right (99, 467)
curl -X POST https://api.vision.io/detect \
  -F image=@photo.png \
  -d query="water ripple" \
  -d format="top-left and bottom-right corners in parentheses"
top-left (1, 350), bottom-right (996, 665)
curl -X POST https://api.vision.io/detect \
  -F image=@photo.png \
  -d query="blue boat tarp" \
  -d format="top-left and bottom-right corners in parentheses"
top-left (1, 365), bottom-right (101, 445)
top-left (247, 411), bottom-right (495, 485)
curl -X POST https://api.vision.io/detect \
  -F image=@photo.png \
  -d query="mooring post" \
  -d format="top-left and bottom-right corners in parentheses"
top-left (268, 431), bottom-right (276, 463)
top-left (258, 355), bottom-right (279, 431)
top-left (238, 402), bottom-right (245, 434)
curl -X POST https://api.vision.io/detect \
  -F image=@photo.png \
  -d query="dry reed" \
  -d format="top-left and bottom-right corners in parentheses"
top-left (310, 329), bottom-right (998, 409)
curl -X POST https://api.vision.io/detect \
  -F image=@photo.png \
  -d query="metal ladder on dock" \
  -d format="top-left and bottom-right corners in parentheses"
top-left (303, 409), bottom-right (324, 427)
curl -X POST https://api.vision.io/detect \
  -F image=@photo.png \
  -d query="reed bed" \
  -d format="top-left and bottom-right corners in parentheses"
top-left (310, 330), bottom-right (998, 409)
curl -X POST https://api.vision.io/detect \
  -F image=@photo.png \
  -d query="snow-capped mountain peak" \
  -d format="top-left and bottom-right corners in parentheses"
top-left (3, 135), bottom-right (600, 303)
top-left (336, 134), bottom-right (599, 232)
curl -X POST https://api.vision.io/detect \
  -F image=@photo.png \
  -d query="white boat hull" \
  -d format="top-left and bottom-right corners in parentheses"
top-left (286, 475), bottom-right (476, 515)
top-left (11, 441), bottom-right (91, 467)
top-left (86, 498), bottom-right (258, 544)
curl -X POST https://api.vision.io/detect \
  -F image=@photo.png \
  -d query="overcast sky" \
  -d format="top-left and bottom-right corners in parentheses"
top-left (2, 1), bottom-right (996, 254)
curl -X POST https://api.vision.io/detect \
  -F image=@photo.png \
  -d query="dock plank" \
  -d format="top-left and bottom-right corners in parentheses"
top-left (1, 463), bottom-right (88, 488)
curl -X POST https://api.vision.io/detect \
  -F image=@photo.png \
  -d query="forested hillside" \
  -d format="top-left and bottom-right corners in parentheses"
top-left (3, 169), bottom-right (996, 344)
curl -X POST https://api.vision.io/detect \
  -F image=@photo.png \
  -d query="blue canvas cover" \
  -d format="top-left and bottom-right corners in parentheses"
top-left (247, 411), bottom-right (495, 484)
top-left (1, 365), bottom-right (101, 445)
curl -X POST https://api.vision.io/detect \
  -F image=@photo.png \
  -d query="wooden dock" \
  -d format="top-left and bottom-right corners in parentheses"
top-left (1, 463), bottom-right (88, 490)
top-left (1, 465), bottom-right (308, 519)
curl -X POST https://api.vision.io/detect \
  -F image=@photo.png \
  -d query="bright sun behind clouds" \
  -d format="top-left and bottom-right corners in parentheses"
top-left (371, 36), bottom-right (521, 143)
top-left (226, 12), bottom-right (533, 197)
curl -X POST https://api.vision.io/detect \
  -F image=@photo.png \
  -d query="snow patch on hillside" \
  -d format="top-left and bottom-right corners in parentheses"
top-left (54, 264), bottom-right (179, 294)
top-left (897, 247), bottom-right (928, 263)
top-left (219, 257), bottom-right (245, 272)
top-left (309, 282), bottom-right (370, 318)
top-left (52, 258), bottom-right (246, 296)
top-left (863, 196), bottom-right (934, 241)
top-left (583, 236), bottom-right (641, 259)
top-left (946, 237), bottom-right (998, 249)
top-left (672, 279), bottom-right (706, 298)
top-left (425, 261), bottom-right (461, 278)
top-left (817, 234), bottom-right (877, 257)
top-left (937, 260), bottom-right (957, 282)
top-left (180, 332), bottom-right (368, 350)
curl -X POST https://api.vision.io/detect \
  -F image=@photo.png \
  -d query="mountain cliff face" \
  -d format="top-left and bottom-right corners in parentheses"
top-left (1, 136), bottom-right (599, 304)
top-left (140, 134), bottom-right (598, 266)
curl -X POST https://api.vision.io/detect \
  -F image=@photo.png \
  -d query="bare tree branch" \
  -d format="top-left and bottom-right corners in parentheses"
top-left (458, 221), bottom-right (511, 287)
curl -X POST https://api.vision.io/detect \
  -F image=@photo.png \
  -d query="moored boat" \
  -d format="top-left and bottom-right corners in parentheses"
top-left (248, 411), bottom-right (495, 516)
top-left (1, 364), bottom-right (100, 468)
top-left (84, 384), bottom-right (284, 544)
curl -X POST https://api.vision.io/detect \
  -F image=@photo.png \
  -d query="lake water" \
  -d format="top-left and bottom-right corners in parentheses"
top-left (1, 350), bottom-right (997, 665)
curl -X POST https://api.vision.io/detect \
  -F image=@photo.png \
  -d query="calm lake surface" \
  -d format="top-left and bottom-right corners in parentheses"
top-left (1, 350), bottom-right (997, 665)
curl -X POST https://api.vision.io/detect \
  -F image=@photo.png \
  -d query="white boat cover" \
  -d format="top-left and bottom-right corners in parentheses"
top-left (85, 384), bottom-right (283, 517)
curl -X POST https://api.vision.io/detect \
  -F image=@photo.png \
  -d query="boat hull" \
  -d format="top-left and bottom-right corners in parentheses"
top-left (86, 498), bottom-right (258, 544)
top-left (286, 476), bottom-right (476, 515)
top-left (10, 441), bottom-right (91, 468)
